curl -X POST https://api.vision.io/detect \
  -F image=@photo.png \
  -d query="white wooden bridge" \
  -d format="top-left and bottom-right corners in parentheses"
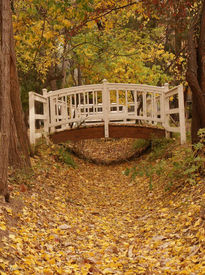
top-left (29, 80), bottom-right (186, 144)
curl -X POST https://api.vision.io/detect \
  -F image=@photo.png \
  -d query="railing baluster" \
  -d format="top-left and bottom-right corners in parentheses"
top-left (42, 89), bottom-right (49, 134)
top-left (178, 85), bottom-right (186, 144)
top-left (102, 79), bottom-right (109, 138)
top-left (163, 83), bottom-right (170, 138)
top-left (143, 92), bottom-right (146, 118)
top-left (29, 92), bottom-right (35, 144)
top-left (115, 90), bottom-right (118, 113)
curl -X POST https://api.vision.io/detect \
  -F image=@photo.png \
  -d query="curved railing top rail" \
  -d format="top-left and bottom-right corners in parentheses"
top-left (47, 81), bottom-right (165, 97)
top-left (47, 83), bottom-right (103, 97)
top-left (106, 82), bottom-right (165, 93)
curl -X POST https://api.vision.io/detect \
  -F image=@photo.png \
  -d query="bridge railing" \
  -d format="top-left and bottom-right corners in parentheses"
top-left (29, 89), bottom-right (49, 144)
top-left (29, 80), bottom-right (186, 144)
top-left (163, 84), bottom-right (186, 144)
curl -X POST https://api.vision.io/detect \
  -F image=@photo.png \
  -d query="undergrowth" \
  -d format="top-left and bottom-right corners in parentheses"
top-left (33, 138), bottom-right (76, 168)
top-left (133, 139), bottom-right (150, 150)
top-left (56, 146), bottom-right (76, 168)
top-left (124, 129), bottom-right (205, 191)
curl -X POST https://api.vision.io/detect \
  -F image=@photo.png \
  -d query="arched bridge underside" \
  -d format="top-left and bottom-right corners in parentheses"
top-left (50, 124), bottom-right (165, 144)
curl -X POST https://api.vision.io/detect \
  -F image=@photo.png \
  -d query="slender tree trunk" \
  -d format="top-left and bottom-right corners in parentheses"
top-left (186, 0), bottom-right (205, 143)
top-left (0, 0), bottom-right (11, 202)
top-left (77, 65), bottom-right (82, 86)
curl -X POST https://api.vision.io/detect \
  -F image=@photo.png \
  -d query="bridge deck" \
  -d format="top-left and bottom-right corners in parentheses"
top-left (50, 124), bottom-right (165, 143)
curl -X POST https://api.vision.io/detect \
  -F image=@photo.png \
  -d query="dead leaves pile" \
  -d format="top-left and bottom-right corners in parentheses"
top-left (66, 138), bottom-right (149, 165)
top-left (0, 144), bottom-right (205, 274)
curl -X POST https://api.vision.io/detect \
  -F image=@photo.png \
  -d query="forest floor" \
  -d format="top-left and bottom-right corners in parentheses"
top-left (0, 139), bottom-right (205, 274)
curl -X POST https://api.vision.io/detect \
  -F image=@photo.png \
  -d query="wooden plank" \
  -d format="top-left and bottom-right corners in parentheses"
top-left (109, 125), bottom-right (165, 139)
top-left (50, 124), bottom-right (165, 143)
top-left (165, 108), bottom-right (179, 115)
top-left (50, 126), bottom-right (104, 143)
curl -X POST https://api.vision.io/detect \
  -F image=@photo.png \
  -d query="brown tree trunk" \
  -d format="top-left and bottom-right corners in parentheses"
top-left (0, 0), bottom-right (11, 202)
top-left (0, 0), bottom-right (31, 201)
top-left (77, 65), bottom-right (82, 86)
top-left (9, 12), bottom-right (31, 167)
top-left (186, 0), bottom-right (205, 143)
top-left (9, 105), bottom-right (23, 167)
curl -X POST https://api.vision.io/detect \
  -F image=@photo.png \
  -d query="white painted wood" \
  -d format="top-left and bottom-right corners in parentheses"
top-left (29, 92), bottom-right (36, 144)
top-left (164, 86), bottom-right (180, 99)
top-left (143, 92), bottom-right (147, 117)
top-left (163, 83), bottom-right (170, 138)
top-left (29, 81), bottom-right (186, 144)
top-left (178, 85), bottom-right (186, 144)
top-left (166, 126), bottom-right (180, 133)
top-left (102, 79), bottom-right (109, 138)
top-left (42, 89), bottom-right (49, 134)
top-left (35, 132), bottom-right (43, 139)
top-left (49, 95), bottom-right (56, 133)
top-left (165, 108), bottom-right (180, 114)
top-left (30, 92), bottom-right (47, 102)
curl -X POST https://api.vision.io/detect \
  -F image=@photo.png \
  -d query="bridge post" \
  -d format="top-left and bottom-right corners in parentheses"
top-left (29, 91), bottom-right (35, 144)
top-left (178, 85), bottom-right (186, 144)
top-left (42, 89), bottom-right (49, 135)
top-left (50, 95), bottom-right (56, 133)
top-left (102, 79), bottom-right (109, 138)
top-left (163, 83), bottom-right (170, 139)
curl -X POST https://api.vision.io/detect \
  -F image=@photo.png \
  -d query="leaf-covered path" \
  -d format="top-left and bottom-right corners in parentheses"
top-left (1, 147), bottom-right (205, 274)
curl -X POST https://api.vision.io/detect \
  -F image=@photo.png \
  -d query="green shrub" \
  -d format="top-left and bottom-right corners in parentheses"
top-left (57, 147), bottom-right (76, 168)
top-left (133, 139), bottom-right (150, 150)
top-left (148, 137), bottom-right (174, 161)
top-left (124, 130), bottom-right (205, 191)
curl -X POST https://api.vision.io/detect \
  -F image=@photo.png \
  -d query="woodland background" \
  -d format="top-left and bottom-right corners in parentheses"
top-left (0, 1), bottom-right (205, 274)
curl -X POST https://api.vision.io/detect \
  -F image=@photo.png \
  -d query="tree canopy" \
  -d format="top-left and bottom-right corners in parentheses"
top-left (12, 0), bottom-right (193, 95)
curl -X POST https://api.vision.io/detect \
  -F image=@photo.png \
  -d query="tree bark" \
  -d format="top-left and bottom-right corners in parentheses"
top-left (0, 0), bottom-right (11, 202)
top-left (186, 0), bottom-right (205, 143)
top-left (0, 0), bottom-right (31, 201)
top-left (9, 12), bottom-right (31, 167)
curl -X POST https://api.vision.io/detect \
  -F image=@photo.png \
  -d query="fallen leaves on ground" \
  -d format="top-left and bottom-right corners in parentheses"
top-left (0, 143), bottom-right (205, 274)
top-left (66, 138), bottom-right (149, 165)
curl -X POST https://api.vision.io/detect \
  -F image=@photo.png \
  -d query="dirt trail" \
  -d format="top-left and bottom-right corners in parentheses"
top-left (0, 151), bottom-right (205, 274)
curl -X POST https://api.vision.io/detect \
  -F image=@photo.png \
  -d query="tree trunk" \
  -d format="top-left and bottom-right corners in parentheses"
top-left (0, 0), bottom-right (11, 202)
top-left (9, 13), bottom-right (31, 167)
top-left (9, 105), bottom-right (23, 167)
top-left (0, 0), bottom-right (31, 201)
top-left (77, 65), bottom-right (82, 86)
top-left (186, 0), bottom-right (205, 143)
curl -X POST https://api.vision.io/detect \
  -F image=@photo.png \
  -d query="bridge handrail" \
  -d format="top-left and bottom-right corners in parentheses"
top-left (163, 84), bottom-right (186, 143)
top-left (29, 90), bottom-right (48, 144)
top-left (47, 82), bottom-right (164, 98)
top-left (47, 84), bottom-right (103, 97)
top-left (107, 82), bottom-right (164, 93)
top-left (29, 81), bottom-right (186, 144)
